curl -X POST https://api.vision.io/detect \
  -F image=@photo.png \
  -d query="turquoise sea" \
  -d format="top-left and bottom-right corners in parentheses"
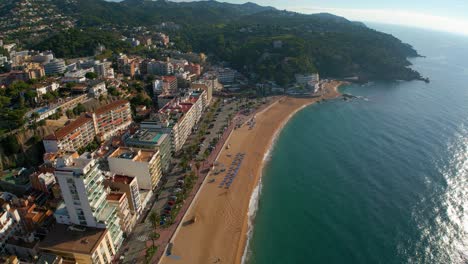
top-left (245, 25), bottom-right (468, 264)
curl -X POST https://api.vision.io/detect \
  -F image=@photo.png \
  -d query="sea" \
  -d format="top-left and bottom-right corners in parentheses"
top-left (244, 24), bottom-right (468, 264)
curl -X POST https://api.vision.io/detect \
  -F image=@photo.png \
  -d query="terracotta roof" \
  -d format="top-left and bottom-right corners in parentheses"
top-left (106, 192), bottom-right (124, 201)
top-left (113, 175), bottom-right (135, 184)
top-left (95, 100), bottom-right (129, 115)
top-left (162, 76), bottom-right (176, 82)
top-left (53, 114), bottom-right (94, 140)
top-left (44, 134), bottom-right (58, 140)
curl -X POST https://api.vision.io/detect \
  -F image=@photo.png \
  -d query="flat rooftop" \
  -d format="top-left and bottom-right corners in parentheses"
top-left (109, 147), bottom-right (157, 163)
top-left (39, 224), bottom-right (108, 255)
top-left (127, 129), bottom-right (168, 145)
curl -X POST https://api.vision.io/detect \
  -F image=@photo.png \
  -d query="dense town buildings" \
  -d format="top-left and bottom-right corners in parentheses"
top-left (0, 26), bottom-right (238, 263)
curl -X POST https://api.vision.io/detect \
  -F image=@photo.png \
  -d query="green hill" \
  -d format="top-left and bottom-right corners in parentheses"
top-left (6, 0), bottom-right (423, 82)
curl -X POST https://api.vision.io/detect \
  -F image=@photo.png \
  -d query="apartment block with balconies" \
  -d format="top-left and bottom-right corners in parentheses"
top-left (108, 147), bottom-right (162, 190)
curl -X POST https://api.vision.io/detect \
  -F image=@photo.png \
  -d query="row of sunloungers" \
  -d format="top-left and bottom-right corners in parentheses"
top-left (218, 153), bottom-right (246, 189)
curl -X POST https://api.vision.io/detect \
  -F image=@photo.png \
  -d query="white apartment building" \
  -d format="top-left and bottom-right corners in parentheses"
top-left (0, 202), bottom-right (21, 254)
top-left (54, 155), bottom-right (123, 250)
top-left (106, 192), bottom-right (136, 235)
top-left (108, 147), bottom-right (162, 190)
top-left (104, 174), bottom-right (142, 215)
top-left (295, 73), bottom-right (320, 86)
top-left (88, 81), bottom-right (107, 98)
top-left (158, 89), bottom-right (206, 152)
top-left (32, 81), bottom-right (59, 96)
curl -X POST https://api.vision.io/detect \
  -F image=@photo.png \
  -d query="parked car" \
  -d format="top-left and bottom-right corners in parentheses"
top-left (173, 188), bottom-right (182, 193)
top-left (169, 196), bottom-right (177, 201)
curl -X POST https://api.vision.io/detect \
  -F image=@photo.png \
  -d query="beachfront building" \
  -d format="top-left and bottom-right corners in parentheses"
top-left (191, 81), bottom-right (213, 105)
top-left (39, 224), bottom-right (116, 264)
top-left (106, 192), bottom-right (136, 234)
top-left (43, 100), bottom-right (132, 152)
top-left (158, 89), bottom-right (207, 152)
top-left (295, 73), bottom-right (320, 86)
top-left (125, 129), bottom-right (172, 173)
top-left (53, 155), bottom-right (124, 250)
top-left (203, 67), bottom-right (237, 84)
top-left (103, 174), bottom-right (142, 214)
top-left (108, 147), bottom-right (162, 190)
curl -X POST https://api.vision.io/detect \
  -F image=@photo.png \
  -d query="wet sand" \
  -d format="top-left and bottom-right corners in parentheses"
top-left (161, 81), bottom-right (345, 264)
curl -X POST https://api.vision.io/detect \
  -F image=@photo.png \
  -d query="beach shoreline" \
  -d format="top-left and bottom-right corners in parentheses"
top-left (237, 81), bottom-right (347, 263)
top-left (161, 81), bottom-right (346, 264)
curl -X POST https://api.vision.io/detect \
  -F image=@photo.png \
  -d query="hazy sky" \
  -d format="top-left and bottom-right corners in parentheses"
top-left (169, 0), bottom-right (468, 36)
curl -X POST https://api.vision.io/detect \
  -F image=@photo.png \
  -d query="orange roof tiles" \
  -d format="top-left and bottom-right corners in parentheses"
top-left (95, 100), bottom-right (129, 115)
top-left (51, 114), bottom-right (94, 140)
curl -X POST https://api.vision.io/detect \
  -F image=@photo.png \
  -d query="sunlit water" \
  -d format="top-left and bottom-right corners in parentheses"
top-left (246, 25), bottom-right (468, 263)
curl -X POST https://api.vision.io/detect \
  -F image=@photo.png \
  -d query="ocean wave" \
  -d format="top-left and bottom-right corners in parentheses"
top-left (406, 124), bottom-right (468, 263)
top-left (241, 177), bottom-right (263, 264)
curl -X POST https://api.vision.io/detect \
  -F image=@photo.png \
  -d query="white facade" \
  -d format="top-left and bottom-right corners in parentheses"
top-left (0, 203), bottom-right (21, 254)
top-left (89, 82), bottom-right (107, 98)
top-left (295, 73), bottom-right (320, 86)
top-left (54, 156), bottom-right (124, 249)
top-left (108, 148), bottom-right (162, 190)
top-left (33, 82), bottom-right (59, 96)
top-left (153, 79), bottom-right (163, 94)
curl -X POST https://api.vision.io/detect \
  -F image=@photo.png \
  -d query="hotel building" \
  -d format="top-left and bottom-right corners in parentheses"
top-left (108, 147), bottom-right (162, 190)
top-left (43, 100), bottom-right (132, 152)
top-left (295, 73), bottom-right (320, 86)
top-left (53, 155), bottom-right (123, 250)
top-left (125, 130), bottom-right (172, 173)
top-left (158, 89), bottom-right (207, 152)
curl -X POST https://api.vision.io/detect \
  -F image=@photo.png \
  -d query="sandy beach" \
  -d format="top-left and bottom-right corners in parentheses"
top-left (160, 81), bottom-right (345, 264)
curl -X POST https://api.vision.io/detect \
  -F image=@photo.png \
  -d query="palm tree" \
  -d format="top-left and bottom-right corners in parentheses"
top-left (148, 211), bottom-right (159, 229)
top-left (148, 232), bottom-right (160, 247)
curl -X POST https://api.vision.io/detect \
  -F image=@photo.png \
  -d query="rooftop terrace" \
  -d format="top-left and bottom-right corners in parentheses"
top-left (39, 224), bottom-right (108, 255)
top-left (109, 147), bottom-right (157, 163)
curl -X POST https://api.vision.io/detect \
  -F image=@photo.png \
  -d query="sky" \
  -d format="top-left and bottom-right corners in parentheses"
top-left (169, 0), bottom-right (468, 36)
